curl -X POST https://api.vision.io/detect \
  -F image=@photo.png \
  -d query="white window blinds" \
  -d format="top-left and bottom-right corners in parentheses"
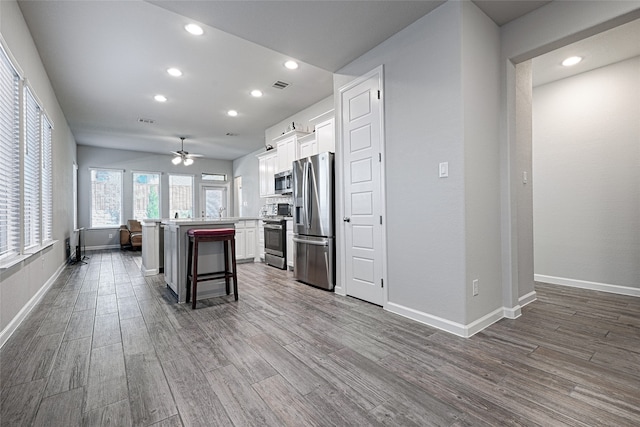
top-left (42, 116), bottom-right (53, 242)
top-left (0, 46), bottom-right (20, 259)
top-left (24, 87), bottom-right (41, 250)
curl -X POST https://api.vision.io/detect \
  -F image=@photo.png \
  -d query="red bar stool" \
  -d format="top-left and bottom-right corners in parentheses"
top-left (186, 228), bottom-right (238, 309)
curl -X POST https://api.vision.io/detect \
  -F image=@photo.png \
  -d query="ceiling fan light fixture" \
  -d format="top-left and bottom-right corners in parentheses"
top-left (172, 156), bottom-right (182, 165)
top-left (183, 158), bottom-right (194, 166)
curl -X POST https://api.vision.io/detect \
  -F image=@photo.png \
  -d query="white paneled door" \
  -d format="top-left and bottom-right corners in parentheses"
top-left (340, 68), bottom-right (385, 306)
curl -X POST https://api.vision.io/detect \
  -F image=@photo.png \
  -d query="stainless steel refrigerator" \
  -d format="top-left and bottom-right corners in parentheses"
top-left (292, 152), bottom-right (335, 290)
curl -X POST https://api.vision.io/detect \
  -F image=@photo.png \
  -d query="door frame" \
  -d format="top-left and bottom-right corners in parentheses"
top-left (336, 65), bottom-right (388, 307)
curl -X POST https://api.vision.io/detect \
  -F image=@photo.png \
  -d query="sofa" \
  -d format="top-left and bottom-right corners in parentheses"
top-left (120, 219), bottom-right (143, 249)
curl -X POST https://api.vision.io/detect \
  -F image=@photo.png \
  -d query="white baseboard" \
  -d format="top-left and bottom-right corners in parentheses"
top-left (385, 293), bottom-right (543, 338)
top-left (141, 266), bottom-right (160, 276)
top-left (503, 305), bottom-right (521, 319)
top-left (502, 291), bottom-right (537, 319)
top-left (0, 261), bottom-right (67, 349)
top-left (386, 302), bottom-right (505, 338)
top-left (85, 244), bottom-right (120, 251)
top-left (519, 290), bottom-right (537, 307)
top-left (535, 274), bottom-right (640, 297)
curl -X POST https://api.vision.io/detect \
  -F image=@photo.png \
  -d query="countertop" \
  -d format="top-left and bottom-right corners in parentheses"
top-left (161, 217), bottom-right (261, 226)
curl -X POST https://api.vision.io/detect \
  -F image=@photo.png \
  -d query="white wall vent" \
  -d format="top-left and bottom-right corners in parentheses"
top-left (272, 80), bottom-right (290, 89)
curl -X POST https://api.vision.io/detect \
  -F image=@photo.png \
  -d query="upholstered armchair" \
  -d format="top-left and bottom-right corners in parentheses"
top-left (120, 219), bottom-right (143, 249)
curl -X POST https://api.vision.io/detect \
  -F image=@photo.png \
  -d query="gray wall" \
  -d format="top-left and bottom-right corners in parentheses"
top-left (499, 0), bottom-right (640, 309)
top-left (461, 3), bottom-right (502, 322)
top-left (533, 56), bottom-right (640, 289)
top-left (0, 0), bottom-right (77, 332)
top-left (77, 145), bottom-right (233, 248)
top-left (232, 147), bottom-right (262, 217)
top-left (335, 1), bottom-right (501, 326)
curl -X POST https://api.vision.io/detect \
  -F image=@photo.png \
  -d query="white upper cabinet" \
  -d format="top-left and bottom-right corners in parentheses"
top-left (273, 130), bottom-right (309, 173)
top-left (315, 117), bottom-right (335, 153)
top-left (257, 151), bottom-right (277, 197)
top-left (297, 133), bottom-right (317, 160)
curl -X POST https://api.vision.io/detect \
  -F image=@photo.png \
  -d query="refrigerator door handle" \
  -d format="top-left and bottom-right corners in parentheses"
top-left (302, 161), bottom-right (308, 229)
top-left (293, 237), bottom-right (328, 247)
top-left (306, 161), bottom-right (313, 228)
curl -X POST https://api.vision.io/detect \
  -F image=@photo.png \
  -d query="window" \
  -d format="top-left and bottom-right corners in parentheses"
top-left (0, 45), bottom-right (20, 259)
top-left (169, 174), bottom-right (193, 218)
top-left (133, 172), bottom-right (160, 219)
top-left (202, 172), bottom-right (227, 181)
top-left (42, 116), bottom-right (53, 242)
top-left (90, 168), bottom-right (123, 228)
top-left (24, 87), bottom-right (41, 250)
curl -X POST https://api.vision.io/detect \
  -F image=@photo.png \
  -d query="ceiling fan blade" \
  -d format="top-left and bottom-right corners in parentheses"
top-left (169, 151), bottom-right (181, 156)
top-left (186, 153), bottom-right (204, 158)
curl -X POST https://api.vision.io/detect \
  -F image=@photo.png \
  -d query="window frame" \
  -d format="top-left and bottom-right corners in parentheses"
top-left (0, 41), bottom-right (21, 262)
top-left (168, 173), bottom-right (194, 219)
top-left (132, 170), bottom-right (162, 220)
top-left (0, 38), bottom-right (56, 268)
top-left (89, 167), bottom-right (124, 229)
top-left (23, 85), bottom-right (42, 251)
top-left (41, 113), bottom-right (53, 244)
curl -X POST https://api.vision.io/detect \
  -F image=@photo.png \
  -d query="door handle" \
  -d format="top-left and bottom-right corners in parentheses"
top-left (343, 217), bottom-right (351, 222)
top-left (293, 237), bottom-right (328, 246)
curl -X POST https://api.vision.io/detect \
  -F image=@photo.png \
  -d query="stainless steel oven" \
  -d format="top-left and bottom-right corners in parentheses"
top-left (264, 218), bottom-right (287, 269)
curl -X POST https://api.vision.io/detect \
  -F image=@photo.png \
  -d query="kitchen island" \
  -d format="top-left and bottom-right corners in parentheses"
top-left (140, 219), bottom-right (163, 276)
top-left (162, 218), bottom-right (247, 303)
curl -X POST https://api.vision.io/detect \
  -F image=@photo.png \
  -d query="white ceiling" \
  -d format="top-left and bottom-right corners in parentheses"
top-left (532, 18), bottom-right (640, 87)
top-left (17, 1), bottom-right (637, 161)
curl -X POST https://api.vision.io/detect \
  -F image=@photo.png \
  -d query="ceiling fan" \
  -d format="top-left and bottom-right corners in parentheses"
top-left (170, 137), bottom-right (203, 166)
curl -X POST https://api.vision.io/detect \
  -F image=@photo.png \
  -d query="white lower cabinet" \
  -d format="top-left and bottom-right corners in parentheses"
top-left (286, 218), bottom-right (294, 270)
top-left (235, 220), bottom-right (257, 261)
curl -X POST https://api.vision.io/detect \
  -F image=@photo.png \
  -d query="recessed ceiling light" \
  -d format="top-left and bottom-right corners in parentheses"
top-left (562, 56), bottom-right (582, 67)
top-left (250, 89), bottom-right (263, 97)
top-left (167, 68), bottom-right (182, 77)
top-left (154, 94), bottom-right (167, 102)
top-left (284, 60), bottom-right (299, 70)
top-left (185, 23), bottom-right (203, 36)
top-left (227, 110), bottom-right (238, 117)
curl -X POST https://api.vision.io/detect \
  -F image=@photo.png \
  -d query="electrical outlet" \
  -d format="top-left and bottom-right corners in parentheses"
top-left (108, 233), bottom-right (113, 239)
top-left (472, 279), bottom-right (479, 296)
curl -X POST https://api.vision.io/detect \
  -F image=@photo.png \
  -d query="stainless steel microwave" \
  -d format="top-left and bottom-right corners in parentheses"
top-left (274, 170), bottom-right (292, 194)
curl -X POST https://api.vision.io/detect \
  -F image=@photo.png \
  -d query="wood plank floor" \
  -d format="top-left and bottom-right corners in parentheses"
top-left (2, 249), bottom-right (640, 426)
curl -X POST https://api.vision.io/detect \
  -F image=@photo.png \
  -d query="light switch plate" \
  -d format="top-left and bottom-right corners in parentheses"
top-left (439, 162), bottom-right (449, 178)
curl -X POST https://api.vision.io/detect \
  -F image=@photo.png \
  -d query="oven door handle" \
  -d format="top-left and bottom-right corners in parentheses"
top-left (264, 224), bottom-right (283, 230)
top-left (293, 237), bottom-right (328, 247)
